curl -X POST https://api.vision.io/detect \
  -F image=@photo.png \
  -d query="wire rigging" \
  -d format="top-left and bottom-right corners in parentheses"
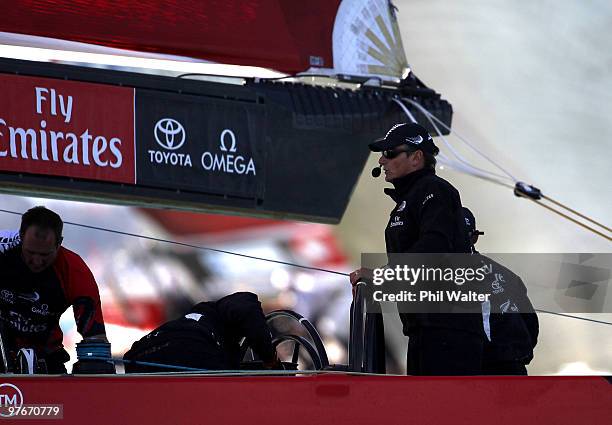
top-left (515, 193), bottom-right (612, 242)
top-left (541, 194), bottom-right (611, 233)
top-left (403, 98), bottom-right (519, 182)
top-left (534, 310), bottom-right (612, 326)
top-left (0, 208), bottom-right (348, 277)
top-left (396, 98), bottom-right (514, 183)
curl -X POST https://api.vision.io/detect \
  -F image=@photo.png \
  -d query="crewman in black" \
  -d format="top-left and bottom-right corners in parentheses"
top-left (463, 207), bottom-right (539, 375)
top-left (350, 123), bottom-right (483, 375)
top-left (123, 292), bottom-right (278, 372)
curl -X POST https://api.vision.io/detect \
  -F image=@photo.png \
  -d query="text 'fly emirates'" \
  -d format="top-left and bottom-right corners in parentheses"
top-left (0, 87), bottom-right (124, 168)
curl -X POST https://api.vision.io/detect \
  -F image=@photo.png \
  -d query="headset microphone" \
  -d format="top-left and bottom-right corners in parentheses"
top-left (371, 165), bottom-right (382, 178)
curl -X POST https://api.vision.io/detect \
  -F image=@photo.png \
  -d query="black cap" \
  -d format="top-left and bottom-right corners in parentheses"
top-left (462, 207), bottom-right (484, 236)
top-left (369, 123), bottom-right (439, 155)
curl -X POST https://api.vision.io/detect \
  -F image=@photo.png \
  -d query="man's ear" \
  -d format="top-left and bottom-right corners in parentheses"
top-left (57, 236), bottom-right (64, 247)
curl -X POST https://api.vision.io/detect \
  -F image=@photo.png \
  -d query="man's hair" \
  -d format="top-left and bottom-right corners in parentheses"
top-left (423, 152), bottom-right (437, 170)
top-left (20, 206), bottom-right (63, 245)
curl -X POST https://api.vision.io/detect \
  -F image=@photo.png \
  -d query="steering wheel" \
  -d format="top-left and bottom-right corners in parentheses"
top-left (270, 334), bottom-right (322, 370)
top-left (240, 309), bottom-right (329, 371)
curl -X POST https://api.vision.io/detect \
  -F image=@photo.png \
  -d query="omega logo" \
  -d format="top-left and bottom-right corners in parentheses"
top-left (200, 128), bottom-right (256, 175)
top-left (219, 129), bottom-right (237, 153)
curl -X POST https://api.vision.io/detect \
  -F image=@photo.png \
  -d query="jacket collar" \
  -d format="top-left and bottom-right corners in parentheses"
top-left (384, 168), bottom-right (435, 203)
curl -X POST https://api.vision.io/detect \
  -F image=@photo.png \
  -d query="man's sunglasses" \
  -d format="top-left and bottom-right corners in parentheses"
top-left (382, 148), bottom-right (414, 159)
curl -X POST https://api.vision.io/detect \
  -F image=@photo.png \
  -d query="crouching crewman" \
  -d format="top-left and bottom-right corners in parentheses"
top-left (123, 292), bottom-right (279, 372)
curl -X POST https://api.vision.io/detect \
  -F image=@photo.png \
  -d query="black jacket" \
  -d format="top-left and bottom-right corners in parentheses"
top-left (124, 292), bottom-right (275, 371)
top-left (383, 168), bottom-right (480, 335)
top-left (478, 255), bottom-right (539, 364)
top-left (384, 168), bottom-right (470, 254)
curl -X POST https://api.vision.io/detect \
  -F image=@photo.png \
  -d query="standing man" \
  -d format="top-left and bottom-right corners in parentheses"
top-left (0, 206), bottom-right (107, 373)
top-left (350, 122), bottom-right (484, 375)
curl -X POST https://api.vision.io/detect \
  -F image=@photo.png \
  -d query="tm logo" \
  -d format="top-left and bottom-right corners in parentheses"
top-left (154, 118), bottom-right (186, 150)
top-left (0, 383), bottom-right (23, 417)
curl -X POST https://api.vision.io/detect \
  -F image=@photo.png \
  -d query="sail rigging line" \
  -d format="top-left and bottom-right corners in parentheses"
top-left (435, 151), bottom-right (502, 186)
top-left (391, 97), bottom-right (417, 123)
top-left (398, 96), bottom-right (521, 185)
top-left (0, 208), bottom-right (609, 326)
top-left (403, 98), bottom-right (519, 182)
top-left (391, 97), bottom-right (517, 188)
top-left (534, 310), bottom-right (612, 326)
top-left (0, 208), bottom-right (349, 277)
top-left (514, 193), bottom-right (612, 242)
top-left (440, 158), bottom-right (516, 190)
top-left (436, 150), bottom-right (513, 188)
top-left (541, 194), bottom-right (611, 234)
top-left (396, 98), bottom-right (514, 182)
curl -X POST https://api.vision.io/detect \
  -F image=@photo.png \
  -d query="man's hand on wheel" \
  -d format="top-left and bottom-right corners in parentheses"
top-left (349, 268), bottom-right (373, 297)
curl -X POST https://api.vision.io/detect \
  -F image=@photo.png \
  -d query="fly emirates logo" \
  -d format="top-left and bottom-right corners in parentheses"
top-left (0, 75), bottom-right (135, 184)
top-left (0, 87), bottom-right (122, 167)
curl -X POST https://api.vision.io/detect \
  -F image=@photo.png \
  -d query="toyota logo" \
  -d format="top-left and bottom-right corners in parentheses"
top-left (154, 118), bottom-right (186, 150)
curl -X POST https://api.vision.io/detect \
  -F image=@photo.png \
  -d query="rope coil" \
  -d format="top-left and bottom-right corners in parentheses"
top-left (76, 340), bottom-right (112, 361)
